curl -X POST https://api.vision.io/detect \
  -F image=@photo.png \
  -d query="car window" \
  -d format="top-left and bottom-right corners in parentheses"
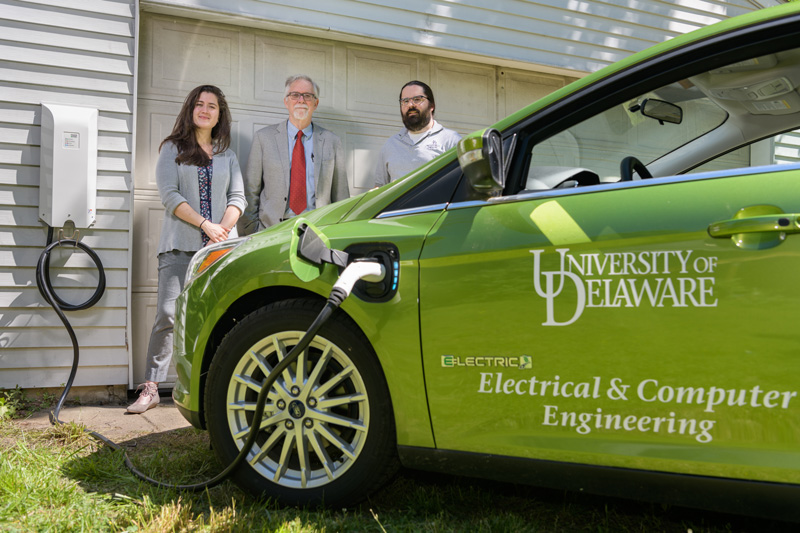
top-left (689, 128), bottom-right (800, 174)
top-left (381, 160), bottom-right (463, 215)
top-left (525, 84), bottom-right (727, 189)
top-left (520, 45), bottom-right (800, 191)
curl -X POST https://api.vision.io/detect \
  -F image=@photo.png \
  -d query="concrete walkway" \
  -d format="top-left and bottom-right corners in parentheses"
top-left (17, 395), bottom-right (193, 442)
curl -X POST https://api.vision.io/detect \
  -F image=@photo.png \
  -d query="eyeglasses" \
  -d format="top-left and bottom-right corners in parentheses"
top-left (399, 96), bottom-right (428, 107)
top-left (287, 92), bottom-right (318, 102)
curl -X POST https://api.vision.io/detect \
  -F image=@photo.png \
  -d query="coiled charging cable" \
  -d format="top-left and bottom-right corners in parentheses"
top-left (36, 228), bottom-right (106, 426)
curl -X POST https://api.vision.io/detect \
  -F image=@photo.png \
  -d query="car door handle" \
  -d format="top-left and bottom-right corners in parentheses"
top-left (708, 214), bottom-right (800, 238)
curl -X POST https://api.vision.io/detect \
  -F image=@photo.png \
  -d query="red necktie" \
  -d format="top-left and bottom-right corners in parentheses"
top-left (290, 131), bottom-right (307, 215)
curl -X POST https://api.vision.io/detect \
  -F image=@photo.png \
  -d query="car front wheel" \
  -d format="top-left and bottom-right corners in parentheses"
top-left (205, 298), bottom-right (398, 506)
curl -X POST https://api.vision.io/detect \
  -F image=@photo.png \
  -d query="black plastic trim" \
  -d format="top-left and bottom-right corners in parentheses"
top-left (380, 160), bottom-right (464, 216)
top-left (398, 446), bottom-right (800, 522)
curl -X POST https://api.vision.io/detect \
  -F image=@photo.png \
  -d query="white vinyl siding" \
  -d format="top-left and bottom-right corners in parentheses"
top-left (775, 131), bottom-right (800, 164)
top-left (0, 0), bottom-right (136, 390)
top-left (140, 0), bottom-right (782, 75)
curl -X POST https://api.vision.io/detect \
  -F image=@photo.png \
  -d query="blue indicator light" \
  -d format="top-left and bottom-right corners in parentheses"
top-left (391, 261), bottom-right (399, 290)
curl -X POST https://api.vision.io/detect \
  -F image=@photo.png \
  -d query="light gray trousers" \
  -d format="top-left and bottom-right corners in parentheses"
top-left (144, 250), bottom-right (195, 383)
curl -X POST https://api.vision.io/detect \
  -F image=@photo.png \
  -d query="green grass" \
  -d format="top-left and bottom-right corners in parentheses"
top-left (0, 411), bottom-right (794, 532)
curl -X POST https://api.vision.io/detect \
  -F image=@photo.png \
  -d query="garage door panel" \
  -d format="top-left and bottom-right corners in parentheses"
top-left (501, 70), bottom-right (573, 117)
top-left (338, 124), bottom-right (398, 193)
top-left (134, 101), bottom-right (180, 190)
top-left (142, 17), bottom-right (245, 99)
top-left (255, 34), bottom-right (335, 108)
top-left (346, 47), bottom-right (423, 117)
top-left (132, 197), bottom-right (163, 289)
top-left (430, 59), bottom-right (496, 129)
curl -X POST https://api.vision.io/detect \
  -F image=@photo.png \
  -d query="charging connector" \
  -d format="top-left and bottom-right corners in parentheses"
top-left (329, 259), bottom-right (385, 305)
top-left (343, 243), bottom-right (400, 302)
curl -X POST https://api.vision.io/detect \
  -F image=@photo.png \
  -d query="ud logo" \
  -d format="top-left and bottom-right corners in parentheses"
top-left (531, 249), bottom-right (584, 326)
top-left (531, 248), bottom-right (718, 326)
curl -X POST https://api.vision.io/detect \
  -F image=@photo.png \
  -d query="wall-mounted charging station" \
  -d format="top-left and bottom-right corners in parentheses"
top-left (39, 103), bottom-right (98, 229)
top-left (36, 104), bottom-right (106, 435)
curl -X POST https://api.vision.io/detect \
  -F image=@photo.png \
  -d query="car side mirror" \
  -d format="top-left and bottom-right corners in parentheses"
top-left (289, 219), bottom-right (336, 282)
top-left (457, 128), bottom-right (504, 197)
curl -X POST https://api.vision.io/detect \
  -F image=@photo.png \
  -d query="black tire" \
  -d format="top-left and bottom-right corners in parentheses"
top-left (205, 298), bottom-right (399, 507)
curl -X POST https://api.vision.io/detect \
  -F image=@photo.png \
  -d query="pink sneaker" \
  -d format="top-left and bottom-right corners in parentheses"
top-left (127, 382), bottom-right (160, 414)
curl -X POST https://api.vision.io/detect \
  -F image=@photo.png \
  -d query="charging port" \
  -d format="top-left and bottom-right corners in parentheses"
top-left (343, 243), bottom-right (399, 302)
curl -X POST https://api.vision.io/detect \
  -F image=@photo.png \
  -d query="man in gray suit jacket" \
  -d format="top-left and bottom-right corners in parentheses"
top-left (240, 74), bottom-right (349, 234)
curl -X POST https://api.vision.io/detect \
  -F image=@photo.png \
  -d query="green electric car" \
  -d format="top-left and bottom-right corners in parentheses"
top-left (173, 3), bottom-right (800, 519)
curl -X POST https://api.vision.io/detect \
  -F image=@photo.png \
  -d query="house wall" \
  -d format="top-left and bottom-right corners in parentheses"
top-left (140, 0), bottom-right (784, 75)
top-left (0, 0), bottom-right (137, 390)
top-left (775, 132), bottom-right (800, 164)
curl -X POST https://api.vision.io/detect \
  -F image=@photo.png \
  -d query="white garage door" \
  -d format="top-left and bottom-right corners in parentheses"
top-left (132, 12), bottom-right (574, 386)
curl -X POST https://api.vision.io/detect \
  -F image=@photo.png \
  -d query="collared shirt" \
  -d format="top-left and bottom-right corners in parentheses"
top-left (285, 120), bottom-right (316, 217)
top-left (374, 120), bottom-right (462, 187)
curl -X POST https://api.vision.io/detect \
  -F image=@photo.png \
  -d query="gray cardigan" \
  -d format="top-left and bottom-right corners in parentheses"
top-left (156, 141), bottom-right (246, 254)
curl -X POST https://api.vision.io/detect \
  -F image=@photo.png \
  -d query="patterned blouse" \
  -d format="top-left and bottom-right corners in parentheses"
top-left (198, 163), bottom-right (213, 246)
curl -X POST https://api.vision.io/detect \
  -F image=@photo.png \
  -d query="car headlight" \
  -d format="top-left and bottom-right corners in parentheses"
top-left (186, 236), bottom-right (249, 286)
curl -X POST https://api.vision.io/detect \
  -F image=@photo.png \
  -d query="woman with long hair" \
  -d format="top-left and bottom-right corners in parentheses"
top-left (128, 85), bottom-right (246, 413)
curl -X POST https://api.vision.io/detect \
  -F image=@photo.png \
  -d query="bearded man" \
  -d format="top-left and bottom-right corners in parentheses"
top-left (241, 74), bottom-right (349, 233)
top-left (373, 80), bottom-right (462, 187)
